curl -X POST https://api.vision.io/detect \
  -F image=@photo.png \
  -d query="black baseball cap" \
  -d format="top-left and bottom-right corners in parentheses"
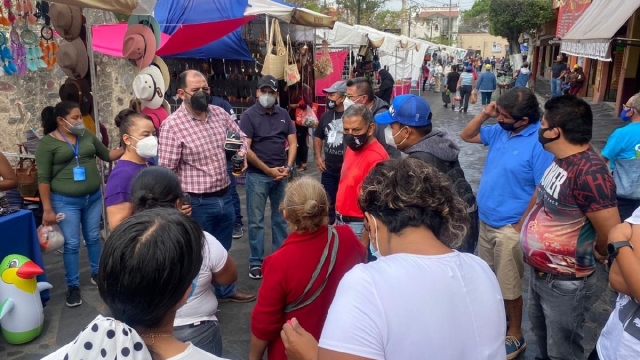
top-left (257, 75), bottom-right (278, 91)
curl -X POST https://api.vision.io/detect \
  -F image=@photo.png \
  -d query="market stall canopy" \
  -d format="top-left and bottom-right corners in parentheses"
top-left (50, 0), bottom-right (155, 14)
top-left (154, 0), bottom-right (254, 60)
top-left (245, 0), bottom-right (336, 28)
top-left (561, 0), bottom-right (640, 61)
top-left (91, 17), bottom-right (255, 57)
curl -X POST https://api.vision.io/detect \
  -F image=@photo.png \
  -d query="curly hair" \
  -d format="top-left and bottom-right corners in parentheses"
top-left (358, 158), bottom-right (469, 249)
top-left (279, 176), bottom-right (328, 233)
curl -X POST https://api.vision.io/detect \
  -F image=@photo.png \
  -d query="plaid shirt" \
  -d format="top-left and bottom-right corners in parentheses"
top-left (159, 104), bottom-right (247, 194)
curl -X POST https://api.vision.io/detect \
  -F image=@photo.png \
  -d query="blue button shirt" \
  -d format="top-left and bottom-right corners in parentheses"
top-left (477, 123), bottom-right (554, 227)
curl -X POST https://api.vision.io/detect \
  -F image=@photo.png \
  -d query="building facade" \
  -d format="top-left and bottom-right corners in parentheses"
top-left (412, 7), bottom-right (460, 45)
top-left (457, 33), bottom-right (508, 58)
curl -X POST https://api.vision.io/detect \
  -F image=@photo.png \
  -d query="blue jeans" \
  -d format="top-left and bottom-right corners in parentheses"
top-left (481, 91), bottom-right (493, 105)
top-left (321, 169), bottom-right (340, 224)
top-left (226, 162), bottom-right (242, 226)
top-left (551, 78), bottom-right (563, 98)
top-left (190, 191), bottom-right (237, 298)
top-left (528, 268), bottom-right (598, 360)
top-left (174, 320), bottom-right (223, 356)
top-left (246, 172), bottom-right (288, 266)
top-left (51, 190), bottom-right (103, 288)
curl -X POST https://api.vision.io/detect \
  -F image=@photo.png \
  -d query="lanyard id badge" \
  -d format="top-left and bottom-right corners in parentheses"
top-left (58, 130), bottom-right (85, 182)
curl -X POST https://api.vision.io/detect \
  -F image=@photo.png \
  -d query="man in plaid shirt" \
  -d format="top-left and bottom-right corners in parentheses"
top-left (159, 70), bottom-right (255, 303)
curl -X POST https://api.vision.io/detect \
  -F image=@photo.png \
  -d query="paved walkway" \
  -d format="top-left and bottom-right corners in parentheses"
top-left (0, 88), bottom-right (623, 359)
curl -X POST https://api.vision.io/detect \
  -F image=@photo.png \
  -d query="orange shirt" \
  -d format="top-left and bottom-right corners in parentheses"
top-left (336, 140), bottom-right (389, 217)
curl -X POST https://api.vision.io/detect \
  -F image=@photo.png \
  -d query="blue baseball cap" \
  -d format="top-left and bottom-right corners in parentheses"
top-left (374, 94), bottom-right (432, 127)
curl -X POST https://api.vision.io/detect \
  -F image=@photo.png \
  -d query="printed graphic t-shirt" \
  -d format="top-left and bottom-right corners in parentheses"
top-left (313, 110), bottom-right (345, 172)
top-left (596, 207), bottom-right (640, 360)
top-left (521, 147), bottom-right (617, 277)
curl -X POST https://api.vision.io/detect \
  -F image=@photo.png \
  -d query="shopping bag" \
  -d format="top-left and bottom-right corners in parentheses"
top-left (284, 34), bottom-right (300, 86)
top-left (442, 91), bottom-right (451, 104)
top-left (15, 150), bottom-right (38, 197)
top-left (470, 90), bottom-right (478, 105)
top-left (454, 91), bottom-right (462, 101)
top-left (295, 103), bottom-right (319, 128)
top-left (37, 213), bottom-right (65, 253)
top-left (262, 18), bottom-right (286, 79)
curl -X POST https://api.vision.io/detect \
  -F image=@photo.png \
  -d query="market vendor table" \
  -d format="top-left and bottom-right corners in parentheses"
top-left (0, 210), bottom-right (50, 306)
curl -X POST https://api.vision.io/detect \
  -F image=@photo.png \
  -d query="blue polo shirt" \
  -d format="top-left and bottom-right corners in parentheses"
top-left (477, 123), bottom-right (554, 228)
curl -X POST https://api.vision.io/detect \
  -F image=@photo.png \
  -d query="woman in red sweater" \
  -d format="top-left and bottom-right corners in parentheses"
top-left (250, 176), bottom-right (366, 360)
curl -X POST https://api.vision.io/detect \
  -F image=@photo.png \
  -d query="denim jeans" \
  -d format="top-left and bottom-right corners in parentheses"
top-left (246, 172), bottom-right (288, 266)
top-left (190, 191), bottom-right (236, 298)
top-left (226, 161), bottom-right (243, 226)
top-left (481, 91), bottom-right (492, 105)
top-left (174, 320), bottom-right (223, 356)
top-left (321, 169), bottom-right (341, 224)
top-left (528, 268), bottom-right (598, 360)
top-left (51, 190), bottom-right (103, 288)
top-left (551, 78), bottom-right (563, 98)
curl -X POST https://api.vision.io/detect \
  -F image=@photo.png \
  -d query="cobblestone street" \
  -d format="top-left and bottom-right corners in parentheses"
top-left (0, 89), bottom-right (624, 360)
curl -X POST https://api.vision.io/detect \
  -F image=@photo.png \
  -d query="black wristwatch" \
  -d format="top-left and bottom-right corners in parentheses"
top-left (285, 165), bottom-right (294, 171)
top-left (607, 241), bottom-right (634, 260)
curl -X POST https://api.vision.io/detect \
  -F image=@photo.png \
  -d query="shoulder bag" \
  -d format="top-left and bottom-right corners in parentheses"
top-left (262, 18), bottom-right (286, 80)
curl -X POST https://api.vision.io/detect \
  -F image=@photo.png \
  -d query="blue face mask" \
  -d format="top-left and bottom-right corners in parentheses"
top-left (621, 108), bottom-right (634, 122)
top-left (367, 216), bottom-right (382, 259)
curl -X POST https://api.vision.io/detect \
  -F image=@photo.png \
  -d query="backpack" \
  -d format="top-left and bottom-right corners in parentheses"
top-left (408, 151), bottom-right (479, 254)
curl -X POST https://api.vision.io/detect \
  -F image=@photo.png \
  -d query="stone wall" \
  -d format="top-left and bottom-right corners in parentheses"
top-left (0, 9), bottom-right (134, 155)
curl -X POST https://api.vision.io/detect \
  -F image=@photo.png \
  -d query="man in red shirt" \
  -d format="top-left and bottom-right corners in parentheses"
top-left (336, 104), bottom-right (389, 249)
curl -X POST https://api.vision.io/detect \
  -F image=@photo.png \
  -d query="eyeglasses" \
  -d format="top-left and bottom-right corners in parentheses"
top-left (345, 94), bottom-right (364, 100)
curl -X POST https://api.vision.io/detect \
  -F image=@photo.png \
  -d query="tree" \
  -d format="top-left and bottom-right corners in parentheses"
top-left (459, 0), bottom-right (490, 33)
top-left (488, 0), bottom-right (552, 55)
top-left (336, 0), bottom-right (386, 26)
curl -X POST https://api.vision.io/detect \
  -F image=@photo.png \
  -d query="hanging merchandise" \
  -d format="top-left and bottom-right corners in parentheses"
top-left (0, 32), bottom-right (17, 75)
top-left (39, 24), bottom-right (57, 69)
top-left (0, 6), bottom-right (9, 26)
top-left (14, 145), bottom-right (38, 197)
top-left (284, 34), bottom-right (299, 86)
top-left (262, 18), bottom-right (286, 80)
top-left (10, 26), bottom-right (27, 76)
top-left (21, 27), bottom-right (45, 71)
top-left (48, 3), bottom-right (82, 42)
top-left (57, 38), bottom-right (88, 79)
top-left (314, 40), bottom-right (332, 79)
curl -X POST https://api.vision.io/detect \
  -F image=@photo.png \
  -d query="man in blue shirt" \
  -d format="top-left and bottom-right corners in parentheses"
top-left (602, 93), bottom-right (640, 220)
top-left (461, 87), bottom-right (554, 360)
top-left (210, 95), bottom-right (244, 239)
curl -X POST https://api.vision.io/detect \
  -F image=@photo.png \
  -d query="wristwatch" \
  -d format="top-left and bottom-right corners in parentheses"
top-left (285, 165), bottom-right (294, 171)
top-left (607, 241), bottom-right (634, 260)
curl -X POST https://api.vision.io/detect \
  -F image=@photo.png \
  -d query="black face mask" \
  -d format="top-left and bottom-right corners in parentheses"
top-left (344, 131), bottom-right (370, 151)
top-left (187, 91), bottom-right (210, 112)
top-left (326, 99), bottom-right (337, 110)
top-left (498, 120), bottom-right (524, 132)
top-left (538, 127), bottom-right (560, 146)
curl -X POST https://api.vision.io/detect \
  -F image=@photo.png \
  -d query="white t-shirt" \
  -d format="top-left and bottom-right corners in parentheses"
top-left (596, 207), bottom-right (640, 360)
top-left (174, 231), bottom-right (228, 326)
top-left (319, 252), bottom-right (506, 360)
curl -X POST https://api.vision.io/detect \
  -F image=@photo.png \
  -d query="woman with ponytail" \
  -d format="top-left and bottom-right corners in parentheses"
top-left (105, 109), bottom-right (158, 230)
top-left (35, 101), bottom-right (124, 308)
top-left (249, 176), bottom-right (366, 360)
top-left (128, 167), bottom-right (238, 357)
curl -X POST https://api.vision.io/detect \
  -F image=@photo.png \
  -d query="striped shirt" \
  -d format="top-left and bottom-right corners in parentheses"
top-left (159, 104), bottom-right (247, 194)
top-left (460, 72), bottom-right (474, 86)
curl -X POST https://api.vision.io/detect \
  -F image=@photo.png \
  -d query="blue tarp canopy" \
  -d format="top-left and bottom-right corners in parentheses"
top-left (154, 0), bottom-right (254, 60)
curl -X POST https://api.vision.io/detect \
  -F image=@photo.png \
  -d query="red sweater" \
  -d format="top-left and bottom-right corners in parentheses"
top-left (251, 224), bottom-right (366, 360)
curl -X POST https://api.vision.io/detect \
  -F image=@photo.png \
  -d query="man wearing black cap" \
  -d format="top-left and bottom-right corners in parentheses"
top-left (240, 75), bottom-right (297, 280)
top-left (314, 80), bottom-right (347, 224)
top-left (375, 94), bottom-right (478, 253)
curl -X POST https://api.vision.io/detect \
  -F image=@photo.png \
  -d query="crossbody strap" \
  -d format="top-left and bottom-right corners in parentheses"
top-left (284, 226), bottom-right (339, 313)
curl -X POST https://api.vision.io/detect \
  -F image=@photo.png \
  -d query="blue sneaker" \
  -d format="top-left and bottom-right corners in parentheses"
top-left (506, 336), bottom-right (526, 359)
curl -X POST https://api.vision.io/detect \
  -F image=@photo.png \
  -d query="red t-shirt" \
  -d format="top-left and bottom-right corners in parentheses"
top-left (250, 225), bottom-right (366, 360)
top-left (336, 140), bottom-right (389, 217)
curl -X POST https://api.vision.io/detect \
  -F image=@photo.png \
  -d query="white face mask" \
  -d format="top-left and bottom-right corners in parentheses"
top-left (259, 94), bottom-right (276, 108)
top-left (384, 126), bottom-right (408, 148)
top-left (343, 97), bottom-right (355, 111)
top-left (129, 135), bottom-right (158, 158)
top-left (368, 216), bottom-right (382, 259)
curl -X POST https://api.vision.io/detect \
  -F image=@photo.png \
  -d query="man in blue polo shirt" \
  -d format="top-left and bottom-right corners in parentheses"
top-left (461, 87), bottom-right (553, 360)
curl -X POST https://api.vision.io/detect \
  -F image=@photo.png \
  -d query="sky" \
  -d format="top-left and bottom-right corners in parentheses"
top-left (386, 1), bottom-right (476, 11)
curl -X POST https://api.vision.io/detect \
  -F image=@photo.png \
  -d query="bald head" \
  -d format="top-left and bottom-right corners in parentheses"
top-left (178, 70), bottom-right (207, 90)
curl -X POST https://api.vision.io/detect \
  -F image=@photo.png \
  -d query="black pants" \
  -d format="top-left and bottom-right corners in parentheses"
top-left (459, 85), bottom-right (473, 112)
top-left (422, 78), bottom-right (428, 90)
top-left (618, 196), bottom-right (640, 221)
top-left (295, 124), bottom-right (309, 166)
top-left (587, 347), bottom-right (600, 360)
